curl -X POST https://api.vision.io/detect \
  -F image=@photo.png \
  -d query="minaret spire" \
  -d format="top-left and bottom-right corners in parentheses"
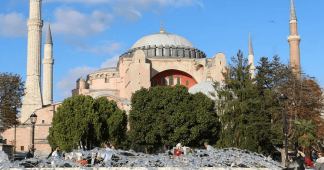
top-left (45, 20), bottom-right (53, 44)
top-left (248, 31), bottom-right (256, 79)
top-left (160, 20), bottom-right (165, 33)
top-left (43, 20), bottom-right (54, 105)
top-left (288, 0), bottom-right (301, 78)
top-left (290, 0), bottom-right (297, 21)
top-left (249, 31), bottom-right (254, 55)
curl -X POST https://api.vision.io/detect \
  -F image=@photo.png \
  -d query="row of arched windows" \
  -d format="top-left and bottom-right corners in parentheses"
top-left (152, 74), bottom-right (189, 87)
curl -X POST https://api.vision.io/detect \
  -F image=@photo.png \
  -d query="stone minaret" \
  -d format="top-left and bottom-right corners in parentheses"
top-left (287, 0), bottom-right (301, 77)
top-left (43, 21), bottom-right (54, 106)
top-left (21, 0), bottom-right (44, 122)
top-left (248, 31), bottom-right (256, 79)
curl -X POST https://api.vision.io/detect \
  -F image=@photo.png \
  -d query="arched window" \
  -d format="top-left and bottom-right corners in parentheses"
top-left (156, 47), bottom-right (159, 56)
top-left (186, 80), bottom-right (189, 86)
top-left (162, 77), bottom-right (167, 85)
top-left (170, 48), bottom-right (173, 56)
top-left (169, 74), bottom-right (174, 85)
top-left (177, 77), bottom-right (181, 85)
top-left (153, 79), bottom-right (158, 86)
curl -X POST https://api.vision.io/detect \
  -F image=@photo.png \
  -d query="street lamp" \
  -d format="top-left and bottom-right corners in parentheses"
top-left (30, 113), bottom-right (37, 156)
top-left (279, 93), bottom-right (289, 163)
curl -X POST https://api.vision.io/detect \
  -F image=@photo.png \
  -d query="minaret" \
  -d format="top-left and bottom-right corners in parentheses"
top-left (248, 31), bottom-right (256, 79)
top-left (287, 0), bottom-right (301, 77)
top-left (43, 21), bottom-right (54, 106)
top-left (21, 0), bottom-right (44, 122)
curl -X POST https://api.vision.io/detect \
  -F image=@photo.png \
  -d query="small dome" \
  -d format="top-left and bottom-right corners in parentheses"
top-left (131, 32), bottom-right (194, 49)
top-left (188, 81), bottom-right (224, 100)
top-left (76, 77), bottom-right (85, 82)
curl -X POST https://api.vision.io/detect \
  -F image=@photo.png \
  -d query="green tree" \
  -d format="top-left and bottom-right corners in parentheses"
top-left (294, 119), bottom-right (317, 152)
top-left (0, 72), bottom-right (24, 128)
top-left (48, 95), bottom-right (127, 152)
top-left (129, 85), bottom-right (218, 153)
top-left (214, 51), bottom-right (277, 153)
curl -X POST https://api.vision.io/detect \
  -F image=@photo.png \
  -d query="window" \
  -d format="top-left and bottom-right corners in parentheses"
top-left (169, 74), bottom-right (174, 85)
top-left (162, 77), bottom-right (167, 85)
top-left (21, 146), bottom-right (24, 151)
top-left (139, 59), bottom-right (140, 63)
top-left (156, 47), bottom-right (159, 56)
top-left (186, 80), bottom-right (189, 86)
top-left (220, 61), bottom-right (221, 65)
top-left (153, 79), bottom-right (158, 86)
top-left (42, 120), bottom-right (45, 124)
top-left (170, 48), bottom-right (173, 56)
top-left (177, 77), bottom-right (181, 85)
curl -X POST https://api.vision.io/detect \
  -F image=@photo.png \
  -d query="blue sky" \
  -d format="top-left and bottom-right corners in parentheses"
top-left (0, 0), bottom-right (323, 102)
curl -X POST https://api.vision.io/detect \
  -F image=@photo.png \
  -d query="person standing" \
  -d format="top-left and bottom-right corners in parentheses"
top-left (102, 143), bottom-right (113, 167)
top-left (204, 142), bottom-right (213, 151)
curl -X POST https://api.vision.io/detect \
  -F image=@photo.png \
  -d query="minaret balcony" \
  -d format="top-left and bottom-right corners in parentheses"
top-left (287, 35), bottom-right (301, 41)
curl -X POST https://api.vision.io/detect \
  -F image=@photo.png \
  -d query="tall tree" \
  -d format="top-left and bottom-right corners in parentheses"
top-left (129, 85), bottom-right (218, 153)
top-left (48, 95), bottom-right (127, 152)
top-left (214, 51), bottom-right (278, 153)
top-left (0, 72), bottom-right (24, 128)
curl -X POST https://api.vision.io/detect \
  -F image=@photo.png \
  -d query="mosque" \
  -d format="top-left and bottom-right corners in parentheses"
top-left (2, 0), bottom-right (301, 155)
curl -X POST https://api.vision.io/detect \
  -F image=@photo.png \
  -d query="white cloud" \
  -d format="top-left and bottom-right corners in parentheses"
top-left (59, 90), bottom-right (73, 99)
top-left (51, 8), bottom-right (114, 36)
top-left (56, 66), bottom-right (99, 90)
top-left (44, 0), bottom-right (203, 21)
top-left (80, 42), bottom-right (121, 55)
top-left (101, 55), bottom-right (120, 68)
top-left (0, 12), bottom-right (27, 37)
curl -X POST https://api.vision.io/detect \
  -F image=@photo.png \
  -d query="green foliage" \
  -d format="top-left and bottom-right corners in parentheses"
top-left (214, 51), bottom-right (284, 153)
top-left (295, 119), bottom-right (317, 148)
top-left (48, 95), bottom-right (127, 152)
top-left (129, 85), bottom-right (218, 153)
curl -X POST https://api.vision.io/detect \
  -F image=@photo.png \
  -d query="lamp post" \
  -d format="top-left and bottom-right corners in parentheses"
top-left (30, 113), bottom-right (37, 157)
top-left (279, 93), bottom-right (289, 163)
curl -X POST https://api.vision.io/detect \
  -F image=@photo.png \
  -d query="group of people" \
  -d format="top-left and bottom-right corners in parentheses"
top-left (173, 142), bottom-right (213, 157)
top-left (46, 143), bottom-right (116, 167)
top-left (286, 147), bottom-right (324, 170)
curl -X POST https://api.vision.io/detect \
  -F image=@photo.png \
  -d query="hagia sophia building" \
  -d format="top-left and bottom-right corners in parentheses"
top-left (2, 0), bottom-right (301, 156)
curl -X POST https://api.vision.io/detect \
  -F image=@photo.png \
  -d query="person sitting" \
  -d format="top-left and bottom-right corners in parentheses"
top-left (204, 142), bottom-right (213, 151)
top-left (305, 156), bottom-right (315, 169)
top-left (315, 152), bottom-right (324, 170)
top-left (174, 143), bottom-right (182, 156)
top-left (26, 148), bottom-right (34, 159)
top-left (77, 156), bottom-right (87, 166)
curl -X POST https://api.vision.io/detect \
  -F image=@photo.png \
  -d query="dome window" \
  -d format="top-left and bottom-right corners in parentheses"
top-left (169, 74), bottom-right (174, 85)
top-left (162, 77), bottom-right (167, 85)
top-left (186, 80), bottom-right (189, 86)
top-left (177, 77), bottom-right (181, 85)
top-left (153, 79), bottom-right (158, 86)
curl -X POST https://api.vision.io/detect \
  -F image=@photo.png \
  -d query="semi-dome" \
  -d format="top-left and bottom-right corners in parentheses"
top-left (188, 81), bottom-right (224, 100)
top-left (131, 32), bottom-right (194, 49)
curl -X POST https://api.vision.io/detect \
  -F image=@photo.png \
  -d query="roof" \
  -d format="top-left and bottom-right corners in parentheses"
top-left (76, 77), bottom-right (85, 82)
top-left (249, 31), bottom-right (253, 55)
top-left (188, 81), bottom-right (224, 100)
top-left (290, 0), bottom-right (297, 21)
top-left (93, 67), bottom-right (119, 74)
top-left (45, 21), bottom-right (53, 44)
top-left (131, 32), bottom-right (194, 49)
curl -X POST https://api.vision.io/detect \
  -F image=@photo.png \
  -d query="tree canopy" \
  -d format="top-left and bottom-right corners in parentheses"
top-left (129, 85), bottom-right (218, 153)
top-left (0, 72), bottom-right (24, 128)
top-left (48, 95), bottom-right (127, 152)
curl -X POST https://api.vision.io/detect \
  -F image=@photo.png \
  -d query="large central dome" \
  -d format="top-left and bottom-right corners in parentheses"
top-left (131, 32), bottom-right (194, 49)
